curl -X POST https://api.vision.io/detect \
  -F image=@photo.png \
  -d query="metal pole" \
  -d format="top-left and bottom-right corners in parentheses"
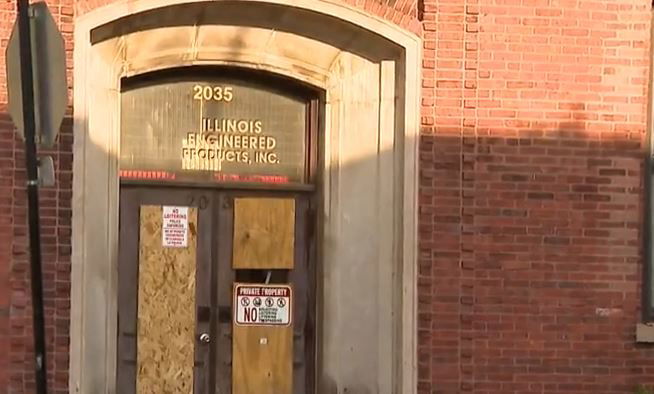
top-left (644, 7), bottom-right (654, 323)
top-left (16, 0), bottom-right (48, 391)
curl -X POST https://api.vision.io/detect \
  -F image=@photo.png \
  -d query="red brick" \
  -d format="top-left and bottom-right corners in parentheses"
top-left (3, 0), bottom-right (654, 392)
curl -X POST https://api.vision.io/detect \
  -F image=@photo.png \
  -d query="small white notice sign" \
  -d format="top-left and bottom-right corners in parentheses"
top-left (162, 206), bottom-right (188, 248)
top-left (234, 284), bottom-right (292, 326)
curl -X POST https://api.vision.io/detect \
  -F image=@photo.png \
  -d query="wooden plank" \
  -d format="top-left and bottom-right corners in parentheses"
top-left (136, 205), bottom-right (197, 393)
top-left (233, 324), bottom-right (293, 394)
top-left (233, 198), bottom-right (295, 269)
top-left (289, 197), bottom-right (310, 394)
top-left (116, 189), bottom-right (142, 394)
top-left (215, 193), bottom-right (236, 394)
top-left (193, 193), bottom-right (213, 394)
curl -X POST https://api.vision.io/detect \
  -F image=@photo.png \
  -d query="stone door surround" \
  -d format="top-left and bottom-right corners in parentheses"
top-left (71, 1), bottom-right (421, 392)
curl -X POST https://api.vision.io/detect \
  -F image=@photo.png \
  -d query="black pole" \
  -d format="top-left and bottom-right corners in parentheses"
top-left (16, 0), bottom-right (48, 392)
top-left (644, 8), bottom-right (654, 323)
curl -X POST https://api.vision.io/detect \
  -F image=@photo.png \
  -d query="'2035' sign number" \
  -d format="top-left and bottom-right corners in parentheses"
top-left (193, 85), bottom-right (234, 102)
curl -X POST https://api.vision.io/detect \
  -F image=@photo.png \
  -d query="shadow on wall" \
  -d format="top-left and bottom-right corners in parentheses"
top-left (5, 111), bottom-right (73, 393)
top-left (419, 107), bottom-right (654, 393)
top-left (3, 93), bottom-right (654, 394)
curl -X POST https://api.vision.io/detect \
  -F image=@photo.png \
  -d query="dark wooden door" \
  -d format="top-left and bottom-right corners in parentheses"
top-left (117, 187), bottom-right (214, 394)
top-left (213, 192), bottom-right (315, 394)
top-left (117, 187), bottom-right (314, 394)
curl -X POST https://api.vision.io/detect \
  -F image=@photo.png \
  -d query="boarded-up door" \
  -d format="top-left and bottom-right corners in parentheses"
top-left (117, 188), bottom-right (213, 394)
top-left (215, 193), bottom-right (315, 394)
top-left (117, 188), bottom-right (314, 394)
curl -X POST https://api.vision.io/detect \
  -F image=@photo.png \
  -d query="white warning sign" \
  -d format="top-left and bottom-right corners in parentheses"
top-left (234, 284), bottom-right (292, 326)
top-left (162, 206), bottom-right (188, 248)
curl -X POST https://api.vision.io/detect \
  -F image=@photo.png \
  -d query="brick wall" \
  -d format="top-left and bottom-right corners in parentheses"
top-left (2, 0), bottom-right (654, 393)
top-left (74, 0), bottom-right (422, 32)
top-left (419, 0), bottom-right (654, 393)
top-left (1, 115), bottom-right (15, 393)
top-left (0, 1), bottom-right (73, 393)
top-left (7, 123), bottom-right (73, 394)
top-left (0, 3), bottom-right (17, 390)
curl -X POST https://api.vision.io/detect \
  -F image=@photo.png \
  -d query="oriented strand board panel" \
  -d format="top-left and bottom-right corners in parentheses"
top-left (233, 198), bottom-right (295, 269)
top-left (137, 205), bottom-right (197, 393)
top-left (233, 325), bottom-right (293, 394)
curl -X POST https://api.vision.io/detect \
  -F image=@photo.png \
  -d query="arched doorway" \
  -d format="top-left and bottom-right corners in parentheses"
top-left (71, 1), bottom-right (421, 392)
top-left (117, 67), bottom-right (319, 393)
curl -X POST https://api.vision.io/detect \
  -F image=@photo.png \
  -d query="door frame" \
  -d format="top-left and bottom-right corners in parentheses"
top-left (71, 1), bottom-right (420, 391)
top-left (117, 187), bottom-right (215, 393)
top-left (214, 190), bottom-right (316, 394)
top-left (117, 186), bottom-right (317, 393)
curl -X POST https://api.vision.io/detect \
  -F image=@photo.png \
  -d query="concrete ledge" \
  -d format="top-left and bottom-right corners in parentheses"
top-left (636, 323), bottom-right (654, 343)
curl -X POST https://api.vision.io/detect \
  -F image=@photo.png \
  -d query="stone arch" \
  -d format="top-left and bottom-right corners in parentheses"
top-left (70, 1), bottom-right (421, 392)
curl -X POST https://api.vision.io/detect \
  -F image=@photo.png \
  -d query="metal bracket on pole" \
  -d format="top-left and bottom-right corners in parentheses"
top-left (5, 0), bottom-right (67, 390)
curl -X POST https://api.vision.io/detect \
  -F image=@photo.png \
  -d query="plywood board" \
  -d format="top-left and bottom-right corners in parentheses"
top-left (136, 205), bottom-right (197, 393)
top-left (233, 325), bottom-right (293, 394)
top-left (233, 198), bottom-right (295, 269)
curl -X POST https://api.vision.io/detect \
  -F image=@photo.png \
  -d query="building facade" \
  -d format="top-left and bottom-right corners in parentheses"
top-left (1, 0), bottom-right (654, 393)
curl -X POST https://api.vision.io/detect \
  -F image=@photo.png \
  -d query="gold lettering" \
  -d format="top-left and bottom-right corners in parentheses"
top-left (186, 83), bottom-right (293, 174)
top-left (226, 119), bottom-right (237, 133)
top-left (237, 120), bottom-right (249, 133)
top-left (193, 85), bottom-right (234, 102)
top-left (223, 135), bottom-right (233, 149)
top-left (254, 151), bottom-right (280, 164)
top-left (200, 118), bottom-right (265, 134)
top-left (193, 85), bottom-right (203, 100)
